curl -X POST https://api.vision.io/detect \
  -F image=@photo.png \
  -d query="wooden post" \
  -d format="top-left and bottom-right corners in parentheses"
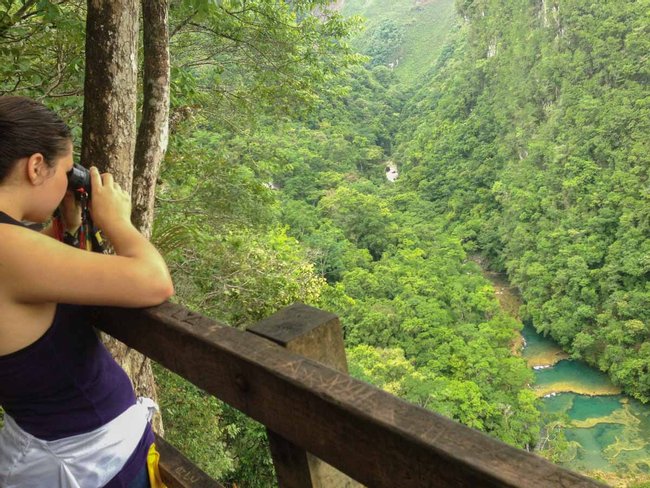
top-left (247, 303), bottom-right (363, 488)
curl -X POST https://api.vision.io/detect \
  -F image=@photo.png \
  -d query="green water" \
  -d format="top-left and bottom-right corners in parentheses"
top-left (535, 360), bottom-right (621, 395)
top-left (542, 391), bottom-right (577, 415)
top-left (523, 322), bottom-right (562, 359)
top-left (522, 324), bottom-right (650, 481)
top-left (570, 396), bottom-right (624, 422)
top-left (477, 270), bottom-right (650, 483)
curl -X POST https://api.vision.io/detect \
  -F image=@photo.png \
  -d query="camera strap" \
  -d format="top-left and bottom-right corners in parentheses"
top-left (53, 191), bottom-right (107, 253)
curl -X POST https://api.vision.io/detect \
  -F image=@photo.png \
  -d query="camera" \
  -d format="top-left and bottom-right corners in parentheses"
top-left (67, 163), bottom-right (91, 197)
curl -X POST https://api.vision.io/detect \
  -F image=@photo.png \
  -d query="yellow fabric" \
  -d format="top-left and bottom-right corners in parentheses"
top-left (147, 443), bottom-right (168, 488)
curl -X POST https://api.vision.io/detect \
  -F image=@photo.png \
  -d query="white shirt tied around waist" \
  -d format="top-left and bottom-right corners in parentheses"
top-left (0, 397), bottom-right (158, 488)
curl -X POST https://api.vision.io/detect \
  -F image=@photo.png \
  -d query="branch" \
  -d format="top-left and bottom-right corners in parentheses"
top-left (170, 10), bottom-right (197, 37)
top-left (0, 75), bottom-right (22, 96)
top-left (0, 0), bottom-right (39, 34)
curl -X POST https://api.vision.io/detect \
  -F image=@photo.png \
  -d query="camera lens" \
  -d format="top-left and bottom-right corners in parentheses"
top-left (67, 163), bottom-right (91, 196)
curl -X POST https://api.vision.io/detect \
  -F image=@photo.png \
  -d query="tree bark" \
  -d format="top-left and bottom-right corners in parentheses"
top-left (132, 0), bottom-right (171, 239)
top-left (82, 0), bottom-right (139, 186)
top-left (82, 0), bottom-right (164, 434)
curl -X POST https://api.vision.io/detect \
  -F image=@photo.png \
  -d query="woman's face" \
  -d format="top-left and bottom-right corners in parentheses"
top-left (26, 141), bottom-right (74, 222)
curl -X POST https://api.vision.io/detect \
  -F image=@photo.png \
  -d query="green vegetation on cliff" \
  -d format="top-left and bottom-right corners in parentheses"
top-left (396, 0), bottom-right (650, 403)
top-left (339, 0), bottom-right (458, 83)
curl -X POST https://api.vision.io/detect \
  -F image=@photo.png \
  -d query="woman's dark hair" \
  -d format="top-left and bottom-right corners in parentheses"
top-left (0, 96), bottom-right (72, 183)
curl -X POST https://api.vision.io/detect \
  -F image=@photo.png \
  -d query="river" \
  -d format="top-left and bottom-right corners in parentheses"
top-left (479, 265), bottom-right (650, 487)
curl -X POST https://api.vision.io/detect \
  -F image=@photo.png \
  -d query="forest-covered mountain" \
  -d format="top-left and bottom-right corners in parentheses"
top-left (153, 1), bottom-right (549, 484)
top-left (334, 0), bottom-right (457, 83)
top-left (395, 0), bottom-right (649, 404)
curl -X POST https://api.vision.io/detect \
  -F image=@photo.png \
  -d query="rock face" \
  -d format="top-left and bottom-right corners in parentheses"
top-left (314, 1), bottom-right (345, 20)
top-left (385, 163), bottom-right (399, 182)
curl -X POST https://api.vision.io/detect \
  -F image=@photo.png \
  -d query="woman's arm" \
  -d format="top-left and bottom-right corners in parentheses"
top-left (0, 228), bottom-right (173, 307)
top-left (0, 168), bottom-right (173, 307)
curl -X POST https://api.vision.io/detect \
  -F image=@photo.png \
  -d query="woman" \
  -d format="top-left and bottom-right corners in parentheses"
top-left (0, 96), bottom-right (174, 487)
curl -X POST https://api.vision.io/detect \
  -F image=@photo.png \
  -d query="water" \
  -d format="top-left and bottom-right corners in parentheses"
top-left (570, 396), bottom-right (624, 421)
top-left (551, 395), bottom-right (650, 478)
top-left (534, 358), bottom-right (622, 397)
top-left (521, 324), bottom-right (650, 484)
top-left (521, 322), bottom-right (569, 368)
top-left (476, 267), bottom-right (650, 485)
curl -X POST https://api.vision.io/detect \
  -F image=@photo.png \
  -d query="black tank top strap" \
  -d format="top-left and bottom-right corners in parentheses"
top-left (0, 211), bottom-right (26, 227)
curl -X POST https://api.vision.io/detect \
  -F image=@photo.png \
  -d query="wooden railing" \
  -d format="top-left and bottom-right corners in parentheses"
top-left (96, 302), bottom-right (608, 488)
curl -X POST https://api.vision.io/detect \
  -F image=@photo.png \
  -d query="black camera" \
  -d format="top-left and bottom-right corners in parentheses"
top-left (67, 163), bottom-right (91, 197)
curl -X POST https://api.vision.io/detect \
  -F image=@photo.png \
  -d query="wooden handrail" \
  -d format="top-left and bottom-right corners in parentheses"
top-left (154, 434), bottom-right (225, 488)
top-left (95, 302), bottom-right (607, 488)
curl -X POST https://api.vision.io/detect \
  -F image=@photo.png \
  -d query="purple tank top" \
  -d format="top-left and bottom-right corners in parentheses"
top-left (0, 211), bottom-right (135, 441)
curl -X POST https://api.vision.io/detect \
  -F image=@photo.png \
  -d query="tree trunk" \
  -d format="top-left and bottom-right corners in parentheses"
top-left (132, 0), bottom-right (170, 239)
top-left (82, 0), bottom-right (139, 186)
top-left (82, 0), bottom-right (164, 434)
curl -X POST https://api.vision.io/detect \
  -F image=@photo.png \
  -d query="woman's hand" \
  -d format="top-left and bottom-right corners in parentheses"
top-left (59, 191), bottom-right (82, 233)
top-left (88, 167), bottom-right (132, 232)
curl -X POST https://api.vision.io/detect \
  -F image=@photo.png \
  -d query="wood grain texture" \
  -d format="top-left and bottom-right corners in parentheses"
top-left (248, 303), bottom-right (360, 488)
top-left (96, 303), bottom-right (608, 488)
top-left (249, 303), bottom-right (349, 375)
top-left (155, 434), bottom-right (225, 488)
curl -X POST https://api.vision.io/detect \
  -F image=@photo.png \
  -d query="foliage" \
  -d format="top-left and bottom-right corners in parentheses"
top-left (169, 0), bottom-right (363, 119)
top-left (340, 0), bottom-right (458, 84)
top-left (319, 202), bottom-right (540, 448)
top-left (156, 1), bottom-right (545, 470)
top-left (348, 345), bottom-right (539, 448)
top-left (217, 405), bottom-right (275, 488)
top-left (152, 113), bottom-right (327, 484)
top-left (397, 0), bottom-right (650, 402)
top-left (264, 54), bottom-right (541, 450)
top-left (0, 0), bottom-right (86, 132)
top-left (362, 19), bottom-right (403, 67)
top-left (153, 364), bottom-right (235, 479)
top-left (535, 418), bottom-right (573, 464)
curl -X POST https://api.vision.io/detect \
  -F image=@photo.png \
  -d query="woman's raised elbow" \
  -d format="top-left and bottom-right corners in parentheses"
top-left (149, 274), bottom-right (174, 305)
top-left (160, 280), bottom-right (175, 302)
top-left (132, 267), bottom-right (174, 307)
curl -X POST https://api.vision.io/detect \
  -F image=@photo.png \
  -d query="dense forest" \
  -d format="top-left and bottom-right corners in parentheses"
top-left (1, 0), bottom-right (648, 486)
top-left (396, 0), bottom-right (650, 405)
